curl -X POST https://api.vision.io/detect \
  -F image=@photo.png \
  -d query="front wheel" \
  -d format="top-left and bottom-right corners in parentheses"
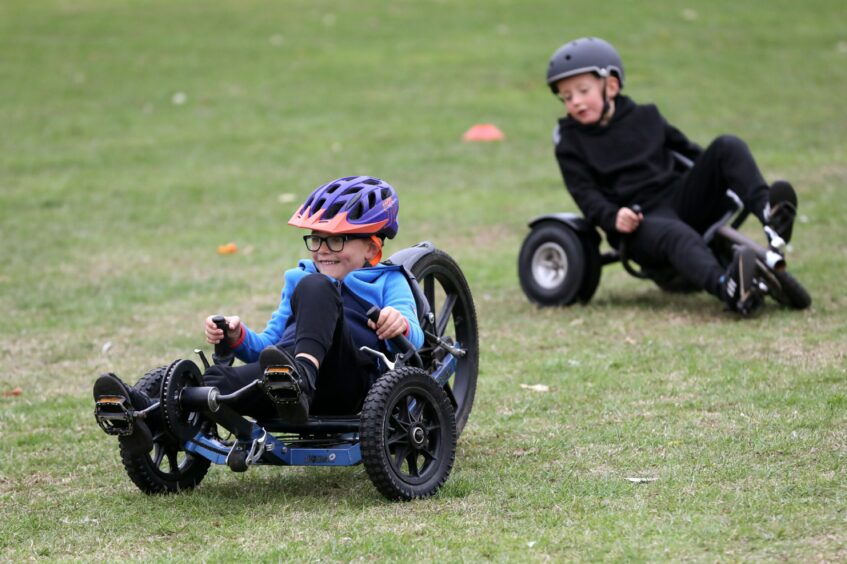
top-left (360, 367), bottom-right (457, 501)
top-left (120, 362), bottom-right (211, 494)
top-left (759, 266), bottom-right (812, 310)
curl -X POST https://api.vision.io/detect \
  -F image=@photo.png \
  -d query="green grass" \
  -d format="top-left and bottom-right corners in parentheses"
top-left (2, 0), bottom-right (846, 560)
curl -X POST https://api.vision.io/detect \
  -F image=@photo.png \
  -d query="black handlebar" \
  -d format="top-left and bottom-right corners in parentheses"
top-left (211, 315), bottom-right (235, 367)
top-left (619, 204), bottom-right (651, 279)
top-left (366, 306), bottom-right (422, 369)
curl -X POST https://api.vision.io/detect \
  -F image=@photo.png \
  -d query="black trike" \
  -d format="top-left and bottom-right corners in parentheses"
top-left (518, 181), bottom-right (811, 311)
top-left (95, 242), bottom-right (478, 501)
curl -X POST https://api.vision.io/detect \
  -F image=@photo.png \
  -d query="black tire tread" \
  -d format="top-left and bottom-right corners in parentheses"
top-left (771, 269), bottom-right (812, 310)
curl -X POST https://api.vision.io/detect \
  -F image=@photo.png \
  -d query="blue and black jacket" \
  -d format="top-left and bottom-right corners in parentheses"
top-left (233, 260), bottom-right (424, 364)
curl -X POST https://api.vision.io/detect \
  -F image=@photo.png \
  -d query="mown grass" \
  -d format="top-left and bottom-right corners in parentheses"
top-left (1, 0), bottom-right (846, 560)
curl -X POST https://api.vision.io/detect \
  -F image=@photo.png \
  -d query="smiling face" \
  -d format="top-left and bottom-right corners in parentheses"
top-left (555, 72), bottom-right (619, 125)
top-left (309, 231), bottom-right (378, 280)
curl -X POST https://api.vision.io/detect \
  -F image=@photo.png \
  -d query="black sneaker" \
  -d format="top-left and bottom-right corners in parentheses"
top-left (721, 246), bottom-right (762, 316)
top-left (93, 373), bottom-right (153, 456)
top-left (258, 347), bottom-right (316, 423)
top-left (766, 180), bottom-right (797, 244)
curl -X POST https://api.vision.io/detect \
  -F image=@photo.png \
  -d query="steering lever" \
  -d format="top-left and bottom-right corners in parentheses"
top-left (212, 315), bottom-right (236, 367)
top-left (361, 306), bottom-right (422, 369)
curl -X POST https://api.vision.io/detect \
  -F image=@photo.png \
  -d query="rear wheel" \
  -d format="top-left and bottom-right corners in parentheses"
top-left (518, 222), bottom-right (586, 306)
top-left (120, 361), bottom-right (211, 494)
top-left (411, 250), bottom-right (478, 436)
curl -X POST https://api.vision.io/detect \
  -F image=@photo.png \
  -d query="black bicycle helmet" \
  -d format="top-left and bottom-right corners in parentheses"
top-left (546, 37), bottom-right (625, 94)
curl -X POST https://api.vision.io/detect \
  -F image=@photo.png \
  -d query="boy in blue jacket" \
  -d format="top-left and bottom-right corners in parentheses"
top-left (94, 176), bottom-right (423, 456)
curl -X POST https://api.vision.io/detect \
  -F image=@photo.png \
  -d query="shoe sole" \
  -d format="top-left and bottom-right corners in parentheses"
top-left (735, 248), bottom-right (761, 316)
top-left (259, 348), bottom-right (310, 423)
top-left (769, 181), bottom-right (797, 243)
top-left (93, 373), bottom-right (153, 455)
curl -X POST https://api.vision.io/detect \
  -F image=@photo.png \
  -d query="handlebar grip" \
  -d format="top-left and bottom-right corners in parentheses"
top-left (619, 204), bottom-right (650, 279)
top-left (212, 315), bottom-right (231, 357)
top-left (366, 306), bottom-right (414, 354)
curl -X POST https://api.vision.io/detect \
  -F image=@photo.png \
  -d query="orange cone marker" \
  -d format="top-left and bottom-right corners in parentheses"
top-left (462, 123), bottom-right (505, 142)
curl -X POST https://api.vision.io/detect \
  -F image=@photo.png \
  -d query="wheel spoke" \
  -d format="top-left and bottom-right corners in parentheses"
top-left (424, 422), bottom-right (441, 434)
top-left (153, 444), bottom-right (165, 468)
top-left (392, 444), bottom-right (411, 471)
top-left (423, 275), bottom-right (435, 316)
top-left (390, 409), bottom-right (411, 432)
top-left (386, 429), bottom-right (407, 446)
top-left (435, 293), bottom-right (457, 337)
top-left (166, 451), bottom-right (179, 474)
top-left (421, 447), bottom-right (437, 466)
top-left (408, 399), bottom-right (425, 425)
top-left (405, 451), bottom-right (420, 477)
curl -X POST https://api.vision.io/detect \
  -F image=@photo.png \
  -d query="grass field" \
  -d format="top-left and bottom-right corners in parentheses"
top-left (2, 0), bottom-right (846, 560)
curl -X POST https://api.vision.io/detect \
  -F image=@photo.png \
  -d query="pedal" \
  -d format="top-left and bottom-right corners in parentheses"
top-left (225, 429), bottom-right (267, 472)
top-left (737, 283), bottom-right (764, 316)
top-left (94, 395), bottom-right (135, 437)
top-left (260, 366), bottom-right (301, 406)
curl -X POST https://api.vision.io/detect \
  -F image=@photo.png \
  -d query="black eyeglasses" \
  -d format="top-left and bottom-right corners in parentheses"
top-left (303, 234), bottom-right (372, 252)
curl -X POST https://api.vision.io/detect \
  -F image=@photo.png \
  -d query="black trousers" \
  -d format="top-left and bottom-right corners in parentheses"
top-left (203, 273), bottom-right (378, 419)
top-left (626, 135), bottom-right (769, 296)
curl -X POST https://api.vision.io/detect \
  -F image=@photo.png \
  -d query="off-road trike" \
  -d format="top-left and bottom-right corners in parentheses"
top-left (95, 242), bottom-right (478, 501)
top-left (518, 157), bottom-right (811, 311)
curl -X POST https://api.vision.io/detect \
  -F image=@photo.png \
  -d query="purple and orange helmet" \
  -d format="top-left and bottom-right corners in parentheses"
top-left (288, 176), bottom-right (400, 239)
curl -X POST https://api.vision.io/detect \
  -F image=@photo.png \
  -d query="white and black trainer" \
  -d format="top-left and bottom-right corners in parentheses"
top-left (721, 246), bottom-right (762, 316)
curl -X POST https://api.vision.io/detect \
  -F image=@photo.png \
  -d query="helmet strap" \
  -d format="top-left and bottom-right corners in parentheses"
top-left (600, 77), bottom-right (611, 123)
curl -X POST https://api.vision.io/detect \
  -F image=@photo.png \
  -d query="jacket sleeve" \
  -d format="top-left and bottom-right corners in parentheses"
top-left (556, 147), bottom-right (619, 234)
top-left (233, 269), bottom-right (298, 363)
top-left (381, 270), bottom-right (424, 351)
top-left (663, 119), bottom-right (702, 161)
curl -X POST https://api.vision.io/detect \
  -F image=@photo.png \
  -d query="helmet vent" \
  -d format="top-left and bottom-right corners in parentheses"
top-left (326, 183), bottom-right (341, 194)
top-left (363, 178), bottom-right (380, 185)
top-left (367, 191), bottom-right (376, 208)
top-left (325, 202), bottom-right (343, 219)
top-left (312, 197), bottom-right (327, 214)
top-left (381, 188), bottom-right (391, 200)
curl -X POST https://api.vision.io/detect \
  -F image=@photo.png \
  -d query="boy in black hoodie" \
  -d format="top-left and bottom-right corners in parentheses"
top-left (549, 37), bottom-right (798, 316)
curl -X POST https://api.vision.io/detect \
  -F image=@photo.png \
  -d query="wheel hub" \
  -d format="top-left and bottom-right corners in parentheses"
top-left (532, 242), bottom-right (567, 289)
top-left (409, 425), bottom-right (426, 448)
